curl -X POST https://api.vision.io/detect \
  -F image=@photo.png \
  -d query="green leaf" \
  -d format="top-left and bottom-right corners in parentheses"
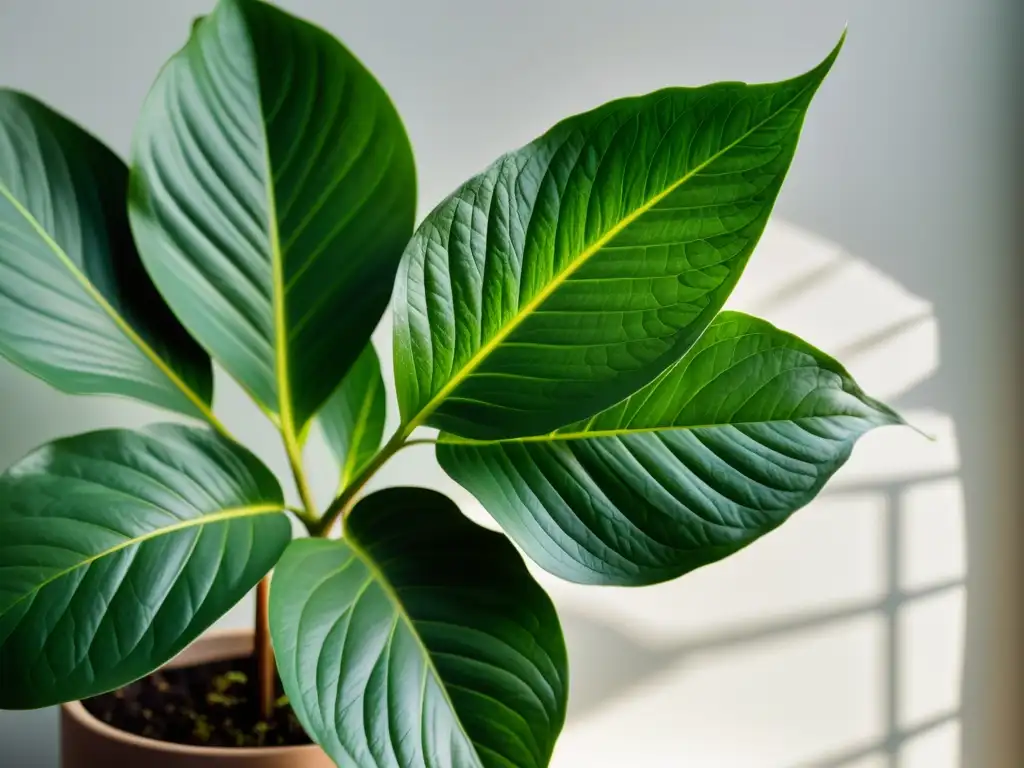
top-left (270, 487), bottom-right (567, 768)
top-left (0, 424), bottom-right (290, 709)
top-left (394, 37), bottom-right (843, 441)
top-left (129, 0), bottom-right (415, 440)
top-left (0, 90), bottom-right (212, 418)
top-left (318, 343), bottom-right (386, 492)
top-left (438, 311), bottom-right (903, 586)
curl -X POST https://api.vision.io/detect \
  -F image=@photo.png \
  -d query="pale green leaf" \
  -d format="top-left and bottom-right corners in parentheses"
top-left (439, 311), bottom-right (902, 585)
top-left (0, 424), bottom-right (290, 708)
top-left (318, 343), bottom-right (386, 492)
top-left (271, 487), bottom-right (567, 768)
top-left (0, 90), bottom-right (212, 417)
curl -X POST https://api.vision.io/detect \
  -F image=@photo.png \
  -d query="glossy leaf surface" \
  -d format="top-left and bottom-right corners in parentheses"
top-left (0, 90), bottom-right (212, 417)
top-left (130, 0), bottom-right (415, 436)
top-left (439, 312), bottom-right (902, 585)
top-left (271, 487), bottom-right (567, 768)
top-left (318, 343), bottom-right (386, 491)
top-left (0, 424), bottom-right (290, 709)
top-left (394, 39), bottom-right (842, 440)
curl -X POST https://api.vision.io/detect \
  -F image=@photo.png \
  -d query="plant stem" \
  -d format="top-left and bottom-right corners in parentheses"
top-left (196, 408), bottom-right (282, 720)
top-left (252, 425), bottom-right (316, 721)
top-left (312, 431), bottom-right (429, 536)
top-left (254, 576), bottom-right (275, 721)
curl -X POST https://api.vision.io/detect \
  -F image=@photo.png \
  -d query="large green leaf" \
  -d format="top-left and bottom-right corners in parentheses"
top-left (0, 90), bottom-right (212, 417)
top-left (394, 38), bottom-right (842, 441)
top-left (129, 0), bottom-right (415, 441)
top-left (271, 487), bottom-right (567, 768)
top-left (0, 424), bottom-right (290, 709)
top-left (439, 312), bottom-right (902, 586)
top-left (318, 343), bottom-right (386, 492)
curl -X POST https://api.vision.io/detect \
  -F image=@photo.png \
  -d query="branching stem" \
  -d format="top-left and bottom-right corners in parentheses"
top-left (312, 431), bottom-right (434, 537)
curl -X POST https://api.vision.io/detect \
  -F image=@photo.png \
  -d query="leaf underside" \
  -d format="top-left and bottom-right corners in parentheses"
top-left (271, 487), bottom-right (568, 768)
top-left (0, 90), bottom-right (212, 417)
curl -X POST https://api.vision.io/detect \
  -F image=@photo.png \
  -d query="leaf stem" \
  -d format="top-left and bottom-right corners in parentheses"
top-left (285, 504), bottom-right (318, 529)
top-left (313, 429), bottom-right (429, 536)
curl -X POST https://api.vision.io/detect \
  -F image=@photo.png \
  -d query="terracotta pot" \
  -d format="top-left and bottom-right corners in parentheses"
top-left (61, 628), bottom-right (333, 767)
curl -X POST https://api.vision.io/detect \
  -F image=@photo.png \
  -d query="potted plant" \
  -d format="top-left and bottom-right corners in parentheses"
top-left (0, 1), bottom-right (905, 766)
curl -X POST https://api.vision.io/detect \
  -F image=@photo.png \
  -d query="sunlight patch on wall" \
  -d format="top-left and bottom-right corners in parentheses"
top-left (553, 614), bottom-right (887, 767)
top-left (898, 588), bottom-right (965, 728)
top-left (727, 221), bottom-right (937, 403)
top-left (900, 479), bottom-right (966, 591)
top-left (899, 719), bottom-right (961, 768)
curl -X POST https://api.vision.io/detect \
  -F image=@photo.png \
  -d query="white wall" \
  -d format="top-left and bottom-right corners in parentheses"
top-left (0, 1), bottom-right (1018, 766)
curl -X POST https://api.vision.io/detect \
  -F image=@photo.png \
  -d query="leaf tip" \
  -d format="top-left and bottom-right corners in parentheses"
top-left (875, 402), bottom-right (935, 442)
top-left (907, 420), bottom-right (938, 442)
top-left (813, 28), bottom-right (847, 79)
top-left (789, 28), bottom-right (846, 92)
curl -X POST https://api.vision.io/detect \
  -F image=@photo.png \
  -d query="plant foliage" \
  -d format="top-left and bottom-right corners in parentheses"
top-left (0, 2), bottom-right (902, 765)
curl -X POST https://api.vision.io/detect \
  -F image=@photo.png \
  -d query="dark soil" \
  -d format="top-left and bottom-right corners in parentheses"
top-left (82, 656), bottom-right (312, 749)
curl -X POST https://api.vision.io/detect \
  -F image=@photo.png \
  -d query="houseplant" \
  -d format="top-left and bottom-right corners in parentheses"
top-left (0, 0), bottom-right (906, 766)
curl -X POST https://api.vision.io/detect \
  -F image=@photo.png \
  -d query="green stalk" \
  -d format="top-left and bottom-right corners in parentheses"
top-left (312, 432), bottom-right (434, 537)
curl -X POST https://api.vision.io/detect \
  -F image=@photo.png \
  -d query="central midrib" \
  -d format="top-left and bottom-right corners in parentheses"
top-left (437, 415), bottom-right (867, 446)
top-left (403, 79), bottom-right (817, 436)
top-left (259, 127), bottom-right (294, 438)
top-left (346, 535), bottom-right (487, 768)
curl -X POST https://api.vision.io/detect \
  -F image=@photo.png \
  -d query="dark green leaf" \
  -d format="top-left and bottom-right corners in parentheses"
top-left (0, 424), bottom-right (290, 709)
top-left (271, 487), bottom-right (567, 768)
top-left (394, 38), bottom-right (842, 441)
top-left (318, 344), bottom-right (386, 492)
top-left (0, 90), bottom-right (212, 417)
top-left (439, 312), bottom-right (902, 586)
top-left (129, 0), bottom-right (415, 439)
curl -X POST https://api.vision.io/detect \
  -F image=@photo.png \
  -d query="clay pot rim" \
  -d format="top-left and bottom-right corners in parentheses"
top-left (60, 628), bottom-right (320, 758)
